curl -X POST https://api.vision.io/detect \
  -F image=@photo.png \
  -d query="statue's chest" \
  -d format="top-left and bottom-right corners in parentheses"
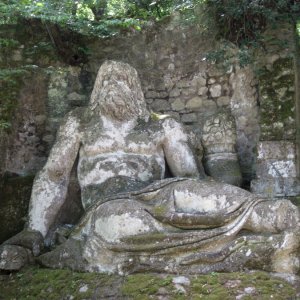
top-left (82, 127), bottom-right (162, 155)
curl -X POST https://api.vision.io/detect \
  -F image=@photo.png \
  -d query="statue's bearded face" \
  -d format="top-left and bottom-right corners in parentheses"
top-left (90, 61), bottom-right (149, 121)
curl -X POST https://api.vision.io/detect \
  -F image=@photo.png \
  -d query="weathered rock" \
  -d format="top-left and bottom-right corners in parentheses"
top-left (209, 84), bottom-right (222, 98)
top-left (208, 78), bottom-right (216, 84)
top-left (197, 86), bottom-right (208, 96)
top-left (0, 245), bottom-right (33, 271)
top-left (186, 96), bottom-right (203, 109)
top-left (169, 88), bottom-right (180, 98)
top-left (251, 141), bottom-right (300, 196)
top-left (3, 229), bottom-right (44, 256)
top-left (181, 113), bottom-right (197, 123)
top-left (171, 98), bottom-right (185, 111)
top-left (192, 75), bottom-right (206, 87)
top-left (151, 99), bottom-right (171, 112)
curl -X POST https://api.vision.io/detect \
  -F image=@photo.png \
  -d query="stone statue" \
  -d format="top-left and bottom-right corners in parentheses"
top-left (1, 61), bottom-right (300, 275)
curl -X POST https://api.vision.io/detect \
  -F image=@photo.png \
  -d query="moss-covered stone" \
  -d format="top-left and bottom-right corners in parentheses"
top-left (0, 68), bottom-right (26, 132)
top-left (0, 266), bottom-right (297, 299)
top-left (258, 57), bottom-right (296, 141)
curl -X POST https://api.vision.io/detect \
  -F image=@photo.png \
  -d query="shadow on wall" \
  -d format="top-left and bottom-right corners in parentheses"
top-left (0, 173), bottom-right (34, 243)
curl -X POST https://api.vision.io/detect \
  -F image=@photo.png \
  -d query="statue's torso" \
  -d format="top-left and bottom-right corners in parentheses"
top-left (77, 118), bottom-right (166, 190)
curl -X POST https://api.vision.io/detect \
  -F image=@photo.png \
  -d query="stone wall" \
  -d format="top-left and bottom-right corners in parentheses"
top-left (250, 23), bottom-right (299, 196)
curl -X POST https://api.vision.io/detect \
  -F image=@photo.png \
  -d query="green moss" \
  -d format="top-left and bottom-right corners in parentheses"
top-left (289, 196), bottom-right (300, 207)
top-left (152, 204), bottom-right (168, 216)
top-left (122, 274), bottom-right (173, 299)
top-left (258, 57), bottom-right (295, 140)
top-left (272, 58), bottom-right (293, 76)
top-left (0, 38), bottom-right (20, 50)
top-left (0, 267), bottom-right (297, 299)
top-left (0, 68), bottom-right (28, 132)
top-left (0, 266), bottom-right (114, 300)
top-left (191, 272), bottom-right (295, 300)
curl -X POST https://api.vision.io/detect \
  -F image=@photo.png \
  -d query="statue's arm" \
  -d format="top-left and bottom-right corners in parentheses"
top-left (28, 110), bottom-right (81, 237)
top-left (162, 118), bottom-right (199, 178)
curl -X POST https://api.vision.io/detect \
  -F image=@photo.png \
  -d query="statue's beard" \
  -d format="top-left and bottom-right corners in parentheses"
top-left (100, 96), bottom-right (138, 121)
top-left (97, 86), bottom-right (141, 121)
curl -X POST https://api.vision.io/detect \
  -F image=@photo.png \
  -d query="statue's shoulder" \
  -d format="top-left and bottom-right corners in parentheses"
top-left (59, 107), bottom-right (85, 133)
top-left (62, 107), bottom-right (87, 125)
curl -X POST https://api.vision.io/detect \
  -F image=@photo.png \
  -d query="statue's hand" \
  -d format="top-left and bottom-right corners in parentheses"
top-left (3, 229), bottom-right (44, 256)
top-left (0, 229), bottom-right (44, 271)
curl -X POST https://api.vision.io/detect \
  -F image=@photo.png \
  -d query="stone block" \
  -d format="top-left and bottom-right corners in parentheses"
top-left (256, 159), bottom-right (296, 179)
top-left (180, 86), bottom-right (196, 95)
top-left (177, 80), bottom-right (192, 88)
top-left (198, 87), bottom-right (208, 96)
top-left (192, 75), bottom-right (206, 87)
top-left (186, 97), bottom-right (203, 110)
top-left (181, 113), bottom-right (197, 123)
top-left (209, 84), bottom-right (222, 98)
top-left (202, 99), bottom-right (217, 111)
top-left (145, 91), bottom-right (160, 98)
top-left (168, 63), bottom-right (175, 71)
top-left (169, 88), bottom-right (180, 98)
top-left (257, 141), bottom-right (295, 161)
top-left (159, 91), bottom-right (169, 98)
top-left (251, 177), bottom-right (300, 197)
top-left (252, 141), bottom-right (300, 197)
top-left (217, 96), bottom-right (230, 107)
top-left (151, 99), bottom-right (171, 112)
top-left (208, 78), bottom-right (216, 84)
top-left (171, 98), bottom-right (185, 111)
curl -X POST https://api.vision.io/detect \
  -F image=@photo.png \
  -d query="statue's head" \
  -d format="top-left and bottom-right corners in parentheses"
top-left (89, 60), bottom-right (149, 121)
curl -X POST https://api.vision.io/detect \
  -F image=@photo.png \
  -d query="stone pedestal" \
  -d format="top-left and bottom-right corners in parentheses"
top-left (201, 112), bottom-right (242, 186)
top-left (251, 141), bottom-right (300, 197)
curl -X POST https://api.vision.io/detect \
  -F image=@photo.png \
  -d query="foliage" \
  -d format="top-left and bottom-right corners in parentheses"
top-left (203, 0), bottom-right (300, 47)
top-left (0, 0), bottom-right (299, 71)
top-left (188, 1), bottom-right (300, 67)
top-left (1, 1), bottom-right (299, 41)
top-left (0, 0), bottom-right (184, 37)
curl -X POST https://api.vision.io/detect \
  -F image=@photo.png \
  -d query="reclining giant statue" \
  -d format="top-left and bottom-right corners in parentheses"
top-left (1, 61), bottom-right (300, 275)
